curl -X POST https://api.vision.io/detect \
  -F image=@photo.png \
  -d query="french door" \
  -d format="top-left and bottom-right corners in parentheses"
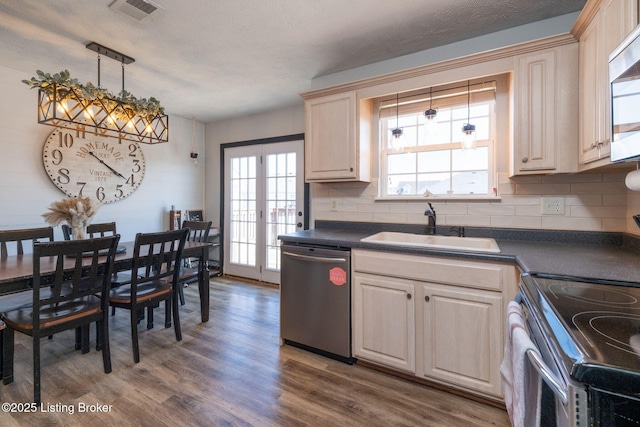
top-left (223, 140), bottom-right (304, 284)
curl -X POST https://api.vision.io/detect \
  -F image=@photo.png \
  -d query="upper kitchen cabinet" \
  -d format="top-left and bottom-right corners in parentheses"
top-left (302, 91), bottom-right (372, 182)
top-left (512, 44), bottom-right (579, 175)
top-left (572, 0), bottom-right (639, 170)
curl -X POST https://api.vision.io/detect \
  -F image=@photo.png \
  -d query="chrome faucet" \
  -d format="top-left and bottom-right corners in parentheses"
top-left (424, 202), bottom-right (436, 235)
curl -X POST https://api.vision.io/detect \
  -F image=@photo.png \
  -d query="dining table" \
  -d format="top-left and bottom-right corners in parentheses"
top-left (0, 240), bottom-right (213, 322)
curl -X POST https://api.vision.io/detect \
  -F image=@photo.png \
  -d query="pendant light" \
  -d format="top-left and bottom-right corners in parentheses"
top-left (423, 86), bottom-right (438, 139)
top-left (390, 93), bottom-right (403, 146)
top-left (461, 80), bottom-right (476, 150)
top-left (25, 42), bottom-right (168, 144)
top-left (190, 117), bottom-right (199, 165)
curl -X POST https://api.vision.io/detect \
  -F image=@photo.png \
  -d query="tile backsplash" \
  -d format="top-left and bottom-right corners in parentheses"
top-left (312, 171), bottom-right (640, 234)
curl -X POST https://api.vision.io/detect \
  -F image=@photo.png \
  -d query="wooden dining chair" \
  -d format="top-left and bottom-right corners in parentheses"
top-left (0, 227), bottom-right (54, 260)
top-left (62, 222), bottom-right (131, 318)
top-left (176, 220), bottom-right (212, 305)
top-left (62, 222), bottom-right (117, 239)
top-left (109, 228), bottom-right (188, 363)
top-left (0, 235), bottom-right (120, 404)
top-left (86, 222), bottom-right (133, 288)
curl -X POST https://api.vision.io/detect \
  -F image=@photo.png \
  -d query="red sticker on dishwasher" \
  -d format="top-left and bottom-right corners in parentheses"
top-left (329, 267), bottom-right (347, 286)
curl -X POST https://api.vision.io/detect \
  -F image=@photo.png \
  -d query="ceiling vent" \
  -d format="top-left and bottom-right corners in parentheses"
top-left (108, 0), bottom-right (162, 21)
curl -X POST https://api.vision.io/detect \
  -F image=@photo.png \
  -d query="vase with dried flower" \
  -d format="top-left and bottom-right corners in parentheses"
top-left (42, 197), bottom-right (99, 240)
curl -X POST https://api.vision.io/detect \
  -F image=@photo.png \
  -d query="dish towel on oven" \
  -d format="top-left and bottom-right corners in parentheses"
top-left (500, 301), bottom-right (542, 427)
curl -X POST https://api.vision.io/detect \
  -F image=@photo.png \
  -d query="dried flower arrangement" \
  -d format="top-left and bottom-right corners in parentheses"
top-left (42, 197), bottom-right (99, 240)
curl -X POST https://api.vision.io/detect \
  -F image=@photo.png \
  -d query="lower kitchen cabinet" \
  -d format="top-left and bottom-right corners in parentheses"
top-left (353, 273), bottom-right (416, 373)
top-left (352, 249), bottom-right (515, 400)
top-left (421, 283), bottom-right (503, 397)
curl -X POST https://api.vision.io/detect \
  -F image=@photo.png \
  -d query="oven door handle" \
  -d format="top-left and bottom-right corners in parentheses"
top-left (526, 349), bottom-right (568, 405)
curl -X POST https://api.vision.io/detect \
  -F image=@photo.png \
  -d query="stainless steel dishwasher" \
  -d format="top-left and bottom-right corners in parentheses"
top-left (280, 243), bottom-right (353, 363)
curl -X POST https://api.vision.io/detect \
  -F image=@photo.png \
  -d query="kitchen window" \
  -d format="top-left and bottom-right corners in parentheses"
top-left (378, 78), bottom-right (499, 198)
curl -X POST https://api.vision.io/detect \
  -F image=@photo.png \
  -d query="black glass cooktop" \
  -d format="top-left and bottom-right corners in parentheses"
top-left (521, 273), bottom-right (640, 394)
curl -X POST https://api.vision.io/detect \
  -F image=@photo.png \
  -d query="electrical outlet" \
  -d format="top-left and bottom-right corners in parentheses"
top-left (541, 197), bottom-right (565, 215)
top-left (330, 199), bottom-right (338, 211)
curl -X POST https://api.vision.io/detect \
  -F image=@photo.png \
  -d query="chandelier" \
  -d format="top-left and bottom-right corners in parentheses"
top-left (24, 42), bottom-right (168, 144)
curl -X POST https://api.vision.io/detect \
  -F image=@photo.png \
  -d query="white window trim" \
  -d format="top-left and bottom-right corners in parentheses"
top-left (375, 75), bottom-right (508, 201)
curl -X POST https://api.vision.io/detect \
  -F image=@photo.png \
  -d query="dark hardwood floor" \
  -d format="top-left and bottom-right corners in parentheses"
top-left (0, 277), bottom-right (510, 426)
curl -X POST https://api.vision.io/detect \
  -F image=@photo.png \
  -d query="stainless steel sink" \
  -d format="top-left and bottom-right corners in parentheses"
top-left (360, 231), bottom-right (500, 253)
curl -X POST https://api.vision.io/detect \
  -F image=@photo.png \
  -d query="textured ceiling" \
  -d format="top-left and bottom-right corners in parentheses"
top-left (0, 0), bottom-right (586, 123)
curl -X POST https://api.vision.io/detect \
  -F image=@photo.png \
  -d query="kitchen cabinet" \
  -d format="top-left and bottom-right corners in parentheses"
top-left (352, 273), bottom-right (415, 373)
top-left (573, 0), bottom-right (638, 169)
top-left (303, 91), bottom-right (372, 182)
top-left (512, 44), bottom-right (578, 174)
top-left (352, 249), bottom-right (516, 399)
top-left (421, 283), bottom-right (502, 396)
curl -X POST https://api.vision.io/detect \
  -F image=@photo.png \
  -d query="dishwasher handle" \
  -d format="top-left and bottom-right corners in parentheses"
top-left (525, 349), bottom-right (568, 405)
top-left (282, 251), bottom-right (347, 264)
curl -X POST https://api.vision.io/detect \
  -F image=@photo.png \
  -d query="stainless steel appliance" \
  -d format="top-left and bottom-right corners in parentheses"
top-left (517, 272), bottom-right (640, 426)
top-left (610, 23), bottom-right (640, 162)
top-left (280, 244), bottom-right (353, 363)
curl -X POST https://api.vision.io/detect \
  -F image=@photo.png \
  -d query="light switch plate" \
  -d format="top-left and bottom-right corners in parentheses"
top-left (541, 197), bottom-right (565, 215)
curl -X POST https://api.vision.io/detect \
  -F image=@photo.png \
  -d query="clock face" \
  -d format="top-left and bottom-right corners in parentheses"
top-left (43, 128), bottom-right (146, 204)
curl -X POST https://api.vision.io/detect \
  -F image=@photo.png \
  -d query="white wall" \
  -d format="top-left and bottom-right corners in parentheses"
top-left (202, 12), bottom-right (640, 236)
top-left (204, 104), bottom-right (304, 227)
top-left (0, 65), bottom-right (205, 242)
top-left (310, 13), bottom-right (581, 91)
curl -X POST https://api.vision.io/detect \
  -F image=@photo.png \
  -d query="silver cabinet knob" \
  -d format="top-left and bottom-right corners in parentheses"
top-left (522, 157), bottom-right (528, 163)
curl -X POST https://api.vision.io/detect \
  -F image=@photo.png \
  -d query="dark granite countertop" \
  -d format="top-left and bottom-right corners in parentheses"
top-left (279, 222), bottom-right (640, 285)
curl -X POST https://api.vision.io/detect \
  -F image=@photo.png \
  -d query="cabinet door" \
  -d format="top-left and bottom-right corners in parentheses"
top-left (579, 16), bottom-right (602, 165)
top-left (421, 283), bottom-right (503, 397)
top-left (353, 273), bottom-right (415, 373)
top-left (513, 45), bottom-right (578, 175)
top-left (305, 91), bottom-right (357, 181)
top-left (579, 0), bottom-right (638, 167)
top-left (514, 50), bottom-right (557, 172)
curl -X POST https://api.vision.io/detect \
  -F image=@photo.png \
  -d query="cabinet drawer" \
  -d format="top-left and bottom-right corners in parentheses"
top-left (353, 249), bottom-right (512, 291)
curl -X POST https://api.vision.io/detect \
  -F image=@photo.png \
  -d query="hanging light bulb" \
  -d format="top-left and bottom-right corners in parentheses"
top-left (83, 103), bottom-right (95, 121)
top-left (56, 99), bottom-right (69, 115)
top-left (390, 93), bottom-right (404, 148)
top-left (423, 86), bottom-right (438, 140)
top-left (462, 80), bottom-right (476, 150)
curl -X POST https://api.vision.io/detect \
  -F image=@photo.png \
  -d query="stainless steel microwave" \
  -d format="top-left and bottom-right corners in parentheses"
top-left (610, 24), bottom-right (640, 162)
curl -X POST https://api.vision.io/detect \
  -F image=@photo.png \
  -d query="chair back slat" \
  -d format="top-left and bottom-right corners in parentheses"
top-left (0, 227), bottom-right (54, 259)
top-left (32, 237), bottom-right (120, 321)
top-left (62, 222), bottom-right (117, 240)
top-left (87, 222), bottom-right (117, 238)
top-left (182, 220), bottom-right (212, 243)
top-left (129, 229), bottom-right (188, 303)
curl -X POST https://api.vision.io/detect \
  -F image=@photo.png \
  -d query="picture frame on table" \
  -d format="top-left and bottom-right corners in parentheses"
top-left (186, 210), bottom-right (204, 221)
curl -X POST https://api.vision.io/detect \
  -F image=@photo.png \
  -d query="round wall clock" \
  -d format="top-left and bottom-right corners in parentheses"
top-left (42, 128), bottom-right (146, 204)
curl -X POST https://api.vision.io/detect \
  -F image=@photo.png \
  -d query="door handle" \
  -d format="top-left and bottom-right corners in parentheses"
top-left (282, 251), bottom-right (347, 263)
top-left (525, 349), bottom-right (568, 405)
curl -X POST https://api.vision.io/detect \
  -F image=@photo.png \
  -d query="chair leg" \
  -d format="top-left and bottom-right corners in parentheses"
top-left (96, 321), bottom-right (102, 351)
top-left (172, 295), bottom-right (182, 342)
top-left (164, 300), bottom-right (171, 328)
top-left (131, 310), bottom-right (140, 363)
top-left (33, 335), bottom-right (41, 405)
top-left (147, 306), bottom-right (154, 330)
top-left (82, 326), bottom-right (90, 354)
top-left (2, 328), bottom-right (13, 384)
top-left (98, 318), bottom-right (112, 374)
top-left (178, 284), bottom-right (185, 306)
top-left (75, 327), bottom-right (81, 351)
